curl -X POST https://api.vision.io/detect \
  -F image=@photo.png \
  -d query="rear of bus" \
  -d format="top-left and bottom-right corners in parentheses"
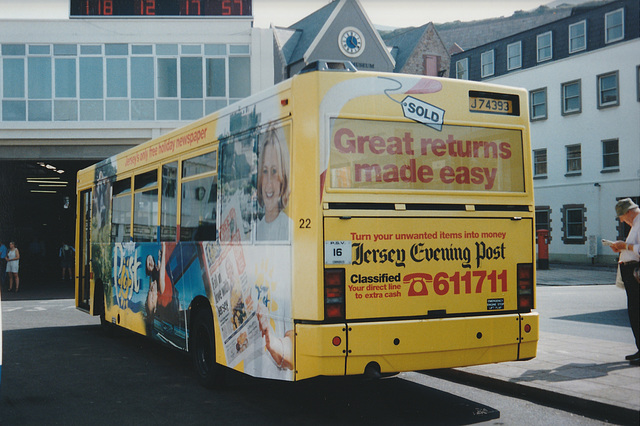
top-left (294, 69), bottom-right (537, 379)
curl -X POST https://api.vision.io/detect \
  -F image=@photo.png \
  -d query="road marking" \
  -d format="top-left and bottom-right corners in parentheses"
top-left (2, 299), bottom-right (77, 312)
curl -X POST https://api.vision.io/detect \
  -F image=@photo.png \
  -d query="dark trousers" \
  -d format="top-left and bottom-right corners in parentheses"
top-left (620, 263), bottom-right (640, 351)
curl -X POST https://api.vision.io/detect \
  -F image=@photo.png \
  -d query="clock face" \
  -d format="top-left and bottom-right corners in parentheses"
top-left (339, 27), bottom-right (365, 57)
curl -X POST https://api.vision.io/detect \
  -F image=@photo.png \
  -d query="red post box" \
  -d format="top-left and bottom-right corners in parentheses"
top-left (536, 229), bottom-right (549, 270)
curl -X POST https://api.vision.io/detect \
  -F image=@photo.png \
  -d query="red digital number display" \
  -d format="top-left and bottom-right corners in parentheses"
top-left (70, 0), bottom-right (251, 17)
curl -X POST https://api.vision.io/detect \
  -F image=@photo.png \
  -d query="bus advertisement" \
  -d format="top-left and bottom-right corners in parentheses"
top-left (76, 62), bottom-right (537, 385)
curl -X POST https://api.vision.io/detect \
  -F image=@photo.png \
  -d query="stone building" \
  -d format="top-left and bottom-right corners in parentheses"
top-left (382, 23), bottom-right (451, 77)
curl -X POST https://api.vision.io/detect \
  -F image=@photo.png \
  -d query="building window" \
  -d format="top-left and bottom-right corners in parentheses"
top-left (561, 80), bottom-right (581, 115)
top-left (205, 44), bottom-right (229, 114)
top-left (181, 56), bottom-right (204, 119)
top-left (2, 56), bottom-right (26, 121)
top-left (455, 58), bottom-right (468, 80)
top-left (55, 49), bottom-right (78, 121)
top-left (156, 57), bottom-right (178, 120)
top-left (2, 42), bottom-right (248, 123)
top-left (530, 88), bottom-right (547, 121)
top-left (537, 31), bottom-right (552, 62)
top-left (602, 139), bottom-right (619, 171)
top-left (27, 46), bottom-right (53, 121)
top-left (562, 204), bottom-right (586, 244)
top-left (533, 149), bottom-right (547, 178)
top-left (597, 71), bottom-right (619, 108)
top-left (228, 46), bottom-right (250, 101)
top-left (569, 21), bottom-right (586, 53)
top-left (157, 58), bottom-right (178, 98)
top-left (535, 207), bottom-right (552, 239)
top-left (481, 50), bottom-right (494, 78)
top-left (206, 58), bottom-right (226, 97)
top-left (566, 144), bottom-right (581, 175)
top-left (507, 41), bottom-right (521, 70)
top-left (605, 8), bottom-right (624, 44)
top-left (106, 45), bottom-right (128, 121)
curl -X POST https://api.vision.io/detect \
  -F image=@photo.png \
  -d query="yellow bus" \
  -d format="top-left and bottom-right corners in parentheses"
top-left (76, 61), bottom-right (537, 386)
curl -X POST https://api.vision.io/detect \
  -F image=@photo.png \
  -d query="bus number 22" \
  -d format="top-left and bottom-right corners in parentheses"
top-left (299, 218), bottom-right (311, 229)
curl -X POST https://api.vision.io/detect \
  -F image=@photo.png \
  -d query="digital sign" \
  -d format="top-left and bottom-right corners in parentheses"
top-left (70, 0), bottom-right (252, 17)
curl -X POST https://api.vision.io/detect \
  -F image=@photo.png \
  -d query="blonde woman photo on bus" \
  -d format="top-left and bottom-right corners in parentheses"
top-left (256, 126), bottom-right (291, 242)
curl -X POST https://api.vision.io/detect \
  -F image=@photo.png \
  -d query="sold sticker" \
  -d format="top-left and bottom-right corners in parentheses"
top-left (401, 96), bottom-right (444, 131)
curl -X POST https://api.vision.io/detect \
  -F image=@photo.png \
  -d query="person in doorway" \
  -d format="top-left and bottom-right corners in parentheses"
top-left (0, 239), bottom-right (7, 290)
top-left (6, 241), bottom-right (20, 292)
top-left (59, 242), bottom-right (75, 280)
top-left (608, 198), bottom-right (640, 365)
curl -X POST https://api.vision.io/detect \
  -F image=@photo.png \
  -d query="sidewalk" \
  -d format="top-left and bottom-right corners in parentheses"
top-left (444, 263), bottom-right (639, 425)
top-left (536, 262), bottom-right (618, 286)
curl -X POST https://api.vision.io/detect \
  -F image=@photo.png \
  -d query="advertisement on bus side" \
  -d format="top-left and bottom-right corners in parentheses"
top-left (96, 104), bottom-right (295, 381)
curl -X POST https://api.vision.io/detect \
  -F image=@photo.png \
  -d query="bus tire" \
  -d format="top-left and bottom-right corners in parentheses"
top-left (191, 308), bottom-right (224, 388)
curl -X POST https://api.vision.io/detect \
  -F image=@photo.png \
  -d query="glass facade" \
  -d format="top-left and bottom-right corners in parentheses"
top-left (1, 43), bottom-right (251, 122)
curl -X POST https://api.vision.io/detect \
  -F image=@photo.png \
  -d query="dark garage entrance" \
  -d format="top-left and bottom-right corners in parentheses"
top-left (0, 159), bottom-right (96, 284)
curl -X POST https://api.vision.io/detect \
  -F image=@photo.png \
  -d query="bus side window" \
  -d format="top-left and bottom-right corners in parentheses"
top-left (181, 151), bottom-right (218, 242)
top-left (133, 169), bottom-right (159, 242)
top-left (219, 135), bottom-right (256, 242)
top-left (161, 162), bottom-right (178, 241)
top-left (111, 178), bottom-right (131, 243)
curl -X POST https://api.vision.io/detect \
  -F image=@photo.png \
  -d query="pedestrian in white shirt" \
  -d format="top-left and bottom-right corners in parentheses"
top-left (609, 198), bottom-right (640, 365)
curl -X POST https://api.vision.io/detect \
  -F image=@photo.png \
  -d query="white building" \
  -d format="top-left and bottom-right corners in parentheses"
top-left (451, 0), bottom-right (640, 264)
top-left (0, 9), bottom-right (273, 256)
top-left (0, 18), bottom-right (273, 160)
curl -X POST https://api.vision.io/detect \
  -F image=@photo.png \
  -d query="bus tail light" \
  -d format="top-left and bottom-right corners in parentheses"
top-left (324, 268), bottom-right (345, 321)
top-left (517, 263), bottom-right (534, 312)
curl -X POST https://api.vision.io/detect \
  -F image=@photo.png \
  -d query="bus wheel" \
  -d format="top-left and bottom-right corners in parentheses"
top-left (191, 308), bottom-right (224, 388)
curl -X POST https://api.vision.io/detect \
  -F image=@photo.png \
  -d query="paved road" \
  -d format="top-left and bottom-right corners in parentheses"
top-left (1, 264), bottom-right (639, 425)
top-left (0, 297), bottom-right (614, 425)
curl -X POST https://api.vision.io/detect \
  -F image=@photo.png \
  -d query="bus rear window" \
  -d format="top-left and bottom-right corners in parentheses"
top-left (329, 119), bottom-right (525, 193)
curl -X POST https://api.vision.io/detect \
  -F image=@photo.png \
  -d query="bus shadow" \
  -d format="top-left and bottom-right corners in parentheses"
top-left (226, 372), bottom-right (500, 425)
top-left (552, 309), bottom-right (628, 327)
top-left (511, 361), bottom-right (633, 383)
top-left (1, 325), bottom-right (499, 425)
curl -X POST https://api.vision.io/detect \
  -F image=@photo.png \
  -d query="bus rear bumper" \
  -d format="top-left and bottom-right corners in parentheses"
top-left (295, 312), bottom-right (538, 380)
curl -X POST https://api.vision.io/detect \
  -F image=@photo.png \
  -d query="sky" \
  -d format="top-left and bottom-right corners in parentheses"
top-left (0, 0), bottom-right (562, 29)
